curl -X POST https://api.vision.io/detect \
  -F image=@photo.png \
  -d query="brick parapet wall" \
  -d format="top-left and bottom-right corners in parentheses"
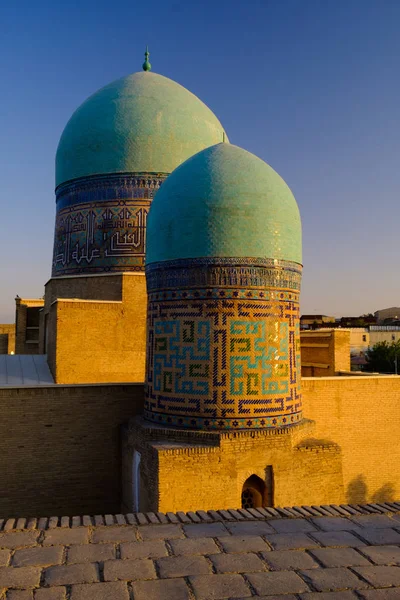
top-left (0, 383), bottom-right (145, 518)
top-left (302, 375), bottom-right (400, 503)
top-left (1, 501), bottom-right (399, 531)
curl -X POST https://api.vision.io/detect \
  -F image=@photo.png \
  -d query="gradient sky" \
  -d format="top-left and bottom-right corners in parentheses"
top-left (1, 0), bottom-right (399, 323)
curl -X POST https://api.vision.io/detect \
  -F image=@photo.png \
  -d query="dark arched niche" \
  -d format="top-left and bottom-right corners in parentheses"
top-left (241, 470), bottom-right (273, 508)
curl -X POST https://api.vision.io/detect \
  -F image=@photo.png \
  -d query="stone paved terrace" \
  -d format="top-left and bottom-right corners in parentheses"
top-left (1, 504), bottom-right (400, 598)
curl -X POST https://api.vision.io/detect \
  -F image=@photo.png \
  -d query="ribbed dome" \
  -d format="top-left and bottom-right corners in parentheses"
top-left (56, 72), bottom-right (228, 187)
top-left (146, 143), bottom-right (302, 265)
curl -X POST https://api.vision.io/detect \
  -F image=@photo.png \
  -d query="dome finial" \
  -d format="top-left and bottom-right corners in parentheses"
top-left (143, 46), bottom-right (152, 72)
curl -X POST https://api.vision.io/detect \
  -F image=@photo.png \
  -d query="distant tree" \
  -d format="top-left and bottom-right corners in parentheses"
top-left (365, 340), bottom-right (400, 373)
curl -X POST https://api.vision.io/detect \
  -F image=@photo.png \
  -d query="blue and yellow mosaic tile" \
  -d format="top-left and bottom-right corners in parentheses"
top-left (145, 258), bottom-right (302, 430)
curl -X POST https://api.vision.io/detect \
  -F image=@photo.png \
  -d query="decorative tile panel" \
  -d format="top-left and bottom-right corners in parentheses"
top-left (145, 258), bottom-right (302, 430)
top-left (52, 173), bottom-right (166, 277)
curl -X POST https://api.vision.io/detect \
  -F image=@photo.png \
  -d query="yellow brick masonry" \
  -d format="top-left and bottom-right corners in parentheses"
top-left (302, 375), bottom-right (400, 504)
top-left (45, 273), bottom-right (147, 384)
top-left (128, 418), bottom-right (344, 513)
top-left (127, 373), bottom-right (400, 512)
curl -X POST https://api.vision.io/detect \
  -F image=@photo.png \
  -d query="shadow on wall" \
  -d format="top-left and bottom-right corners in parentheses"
top-left (347, 474), bottom-right (395, 503)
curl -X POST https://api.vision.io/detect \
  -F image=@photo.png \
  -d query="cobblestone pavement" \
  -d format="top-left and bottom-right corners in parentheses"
top-left (2, 511), bottom-right (400, 598)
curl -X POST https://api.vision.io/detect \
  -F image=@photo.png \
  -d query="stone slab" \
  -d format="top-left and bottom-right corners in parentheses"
top-left (0, 532), bottom-right (39, 549)
top-left (310, 517), bottom-right (361, 531)
top-left (34, 589), bottom-right (67, 600)
top-left (103, 558), bottom-right (156, 581)
top-left (299, 567), bottom-right (369, 592)
top-left (352, 565), bottom-right (400, 587)
top-left (357, 589), bottom-right (400, 599)
top-left (351, 515), bottom-right (400, 529)
top-left (169, 537), bottom-right (219, 556)
top-left (138, 524), bottom-right (184, 540)
top-left (12, 546), bottom-right (64, 567)
top-left (217, 535), bottom-right (270, 554)
top-left (70, 582), bottom-right (129, 599)
top-left (190, 573), bottom-right (251, 599)
top-left (44, 564), bottom-right (98, 586)
top-left (246, 571), bottom-right (310, 595)
top-left (91, 526), bottom-right (138, 544)
top-left (120, 540), bottom-right (168, 559)
top-left (266, 533), bottom-right (320, 551)
top-left (43, 528), bottom-right (89, 546)
top-left (225, 521), bottom-right (275, 536)
top-left (0, 566), bottom-right (41, 588)
top-left (261, 549), bottom-right (319, 571)
top-left (357, 528), bottom-right (400, 545)
top-left (311, 531), bottom-right (366, 547)
top-left (6, 591), bottom-right (33, 600)
top-left (183, 523), bottom-right (230, 538)
top-left (132, 578), bottom-right (190, 600)
top-left (67, 544), bottom-right (115, 564)
top-left (309, 547), bottom-right (371, 568)
top-left (360, 544), bottom-right (400, 565)
top-left (156, 555), bottom-right (211, 578)
top-left (299, 593), bottom-right (358, 599)
top-left (268, 519), bottom-right (318, 534)
top-left (210, 552), bottom-right (266, 573)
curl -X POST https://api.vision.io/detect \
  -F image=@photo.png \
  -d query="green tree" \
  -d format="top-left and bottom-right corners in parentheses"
top-left (365, 340), bottom-right (400, 373)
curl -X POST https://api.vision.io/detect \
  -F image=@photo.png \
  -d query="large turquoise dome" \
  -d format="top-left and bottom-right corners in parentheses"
top-left (56, 72), bottom-right (228, 187)
top-left (146, 143), bottom-right (302, 265)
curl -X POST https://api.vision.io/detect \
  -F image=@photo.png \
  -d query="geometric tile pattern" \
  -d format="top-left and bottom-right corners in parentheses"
top-left (52, 173), bottom-right (166, 276)
top-left (145, 258), bottom-right (302, 430)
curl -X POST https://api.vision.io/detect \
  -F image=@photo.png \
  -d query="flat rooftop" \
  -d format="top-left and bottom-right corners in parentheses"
top-left (0, 502), bottom-right (399, 598)
top-left (0, 355), bottom-right (54, 387)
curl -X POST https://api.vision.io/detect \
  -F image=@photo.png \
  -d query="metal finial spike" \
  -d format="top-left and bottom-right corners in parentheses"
top-left (143, 46), bottom-right (152, 72)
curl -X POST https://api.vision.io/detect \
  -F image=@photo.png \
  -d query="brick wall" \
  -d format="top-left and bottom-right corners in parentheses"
top-left (123, 419), bottom-right (344, 513)
top-left (2, 374), bottom-right (399, 518)
top-left (302, 375), bottom-right (400, 503)
top-left (45, 274), bottom-right (147, 384)
top-left (43, 275), bottom-right (123, 311)
top-left (301, 329), bottom-right (350, 376)
top-left (0, 383), bottom-right (144, 518)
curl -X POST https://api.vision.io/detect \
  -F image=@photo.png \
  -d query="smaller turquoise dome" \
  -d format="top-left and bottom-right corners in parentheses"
top-left (146, 143), bottom-right (302, 264)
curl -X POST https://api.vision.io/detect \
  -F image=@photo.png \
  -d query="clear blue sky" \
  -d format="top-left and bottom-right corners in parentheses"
top-left (1, 0), bottom-right (400, 322)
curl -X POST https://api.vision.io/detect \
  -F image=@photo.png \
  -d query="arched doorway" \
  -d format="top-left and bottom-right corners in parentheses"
top-left (241, 470), bottom-right (273, 508)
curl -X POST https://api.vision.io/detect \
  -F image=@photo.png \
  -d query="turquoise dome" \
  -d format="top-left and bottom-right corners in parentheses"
top-left (56, 72), bottom-right (228, 187)
top-left (146, 143), bottom-right (302, 264)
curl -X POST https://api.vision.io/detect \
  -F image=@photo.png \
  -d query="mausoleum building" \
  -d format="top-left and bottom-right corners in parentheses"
top-left (124, 143), bottom-right (343, 513)
top-left (42, 51), bottom-right (228, 383)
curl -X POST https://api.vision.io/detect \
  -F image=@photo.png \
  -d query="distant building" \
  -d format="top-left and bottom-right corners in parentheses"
top-left (375, 307), bottom-right (400, 324)
top-left (339, 315), bottom-right (376, 327)
top-left (338, 326), bottom-right (400, 371)
top-left (300, 314), bottom-right (335, 329)
top-left (15, 297), bottom-right (44, 355)
top-left (300, 329), bottom-right (350, 376)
